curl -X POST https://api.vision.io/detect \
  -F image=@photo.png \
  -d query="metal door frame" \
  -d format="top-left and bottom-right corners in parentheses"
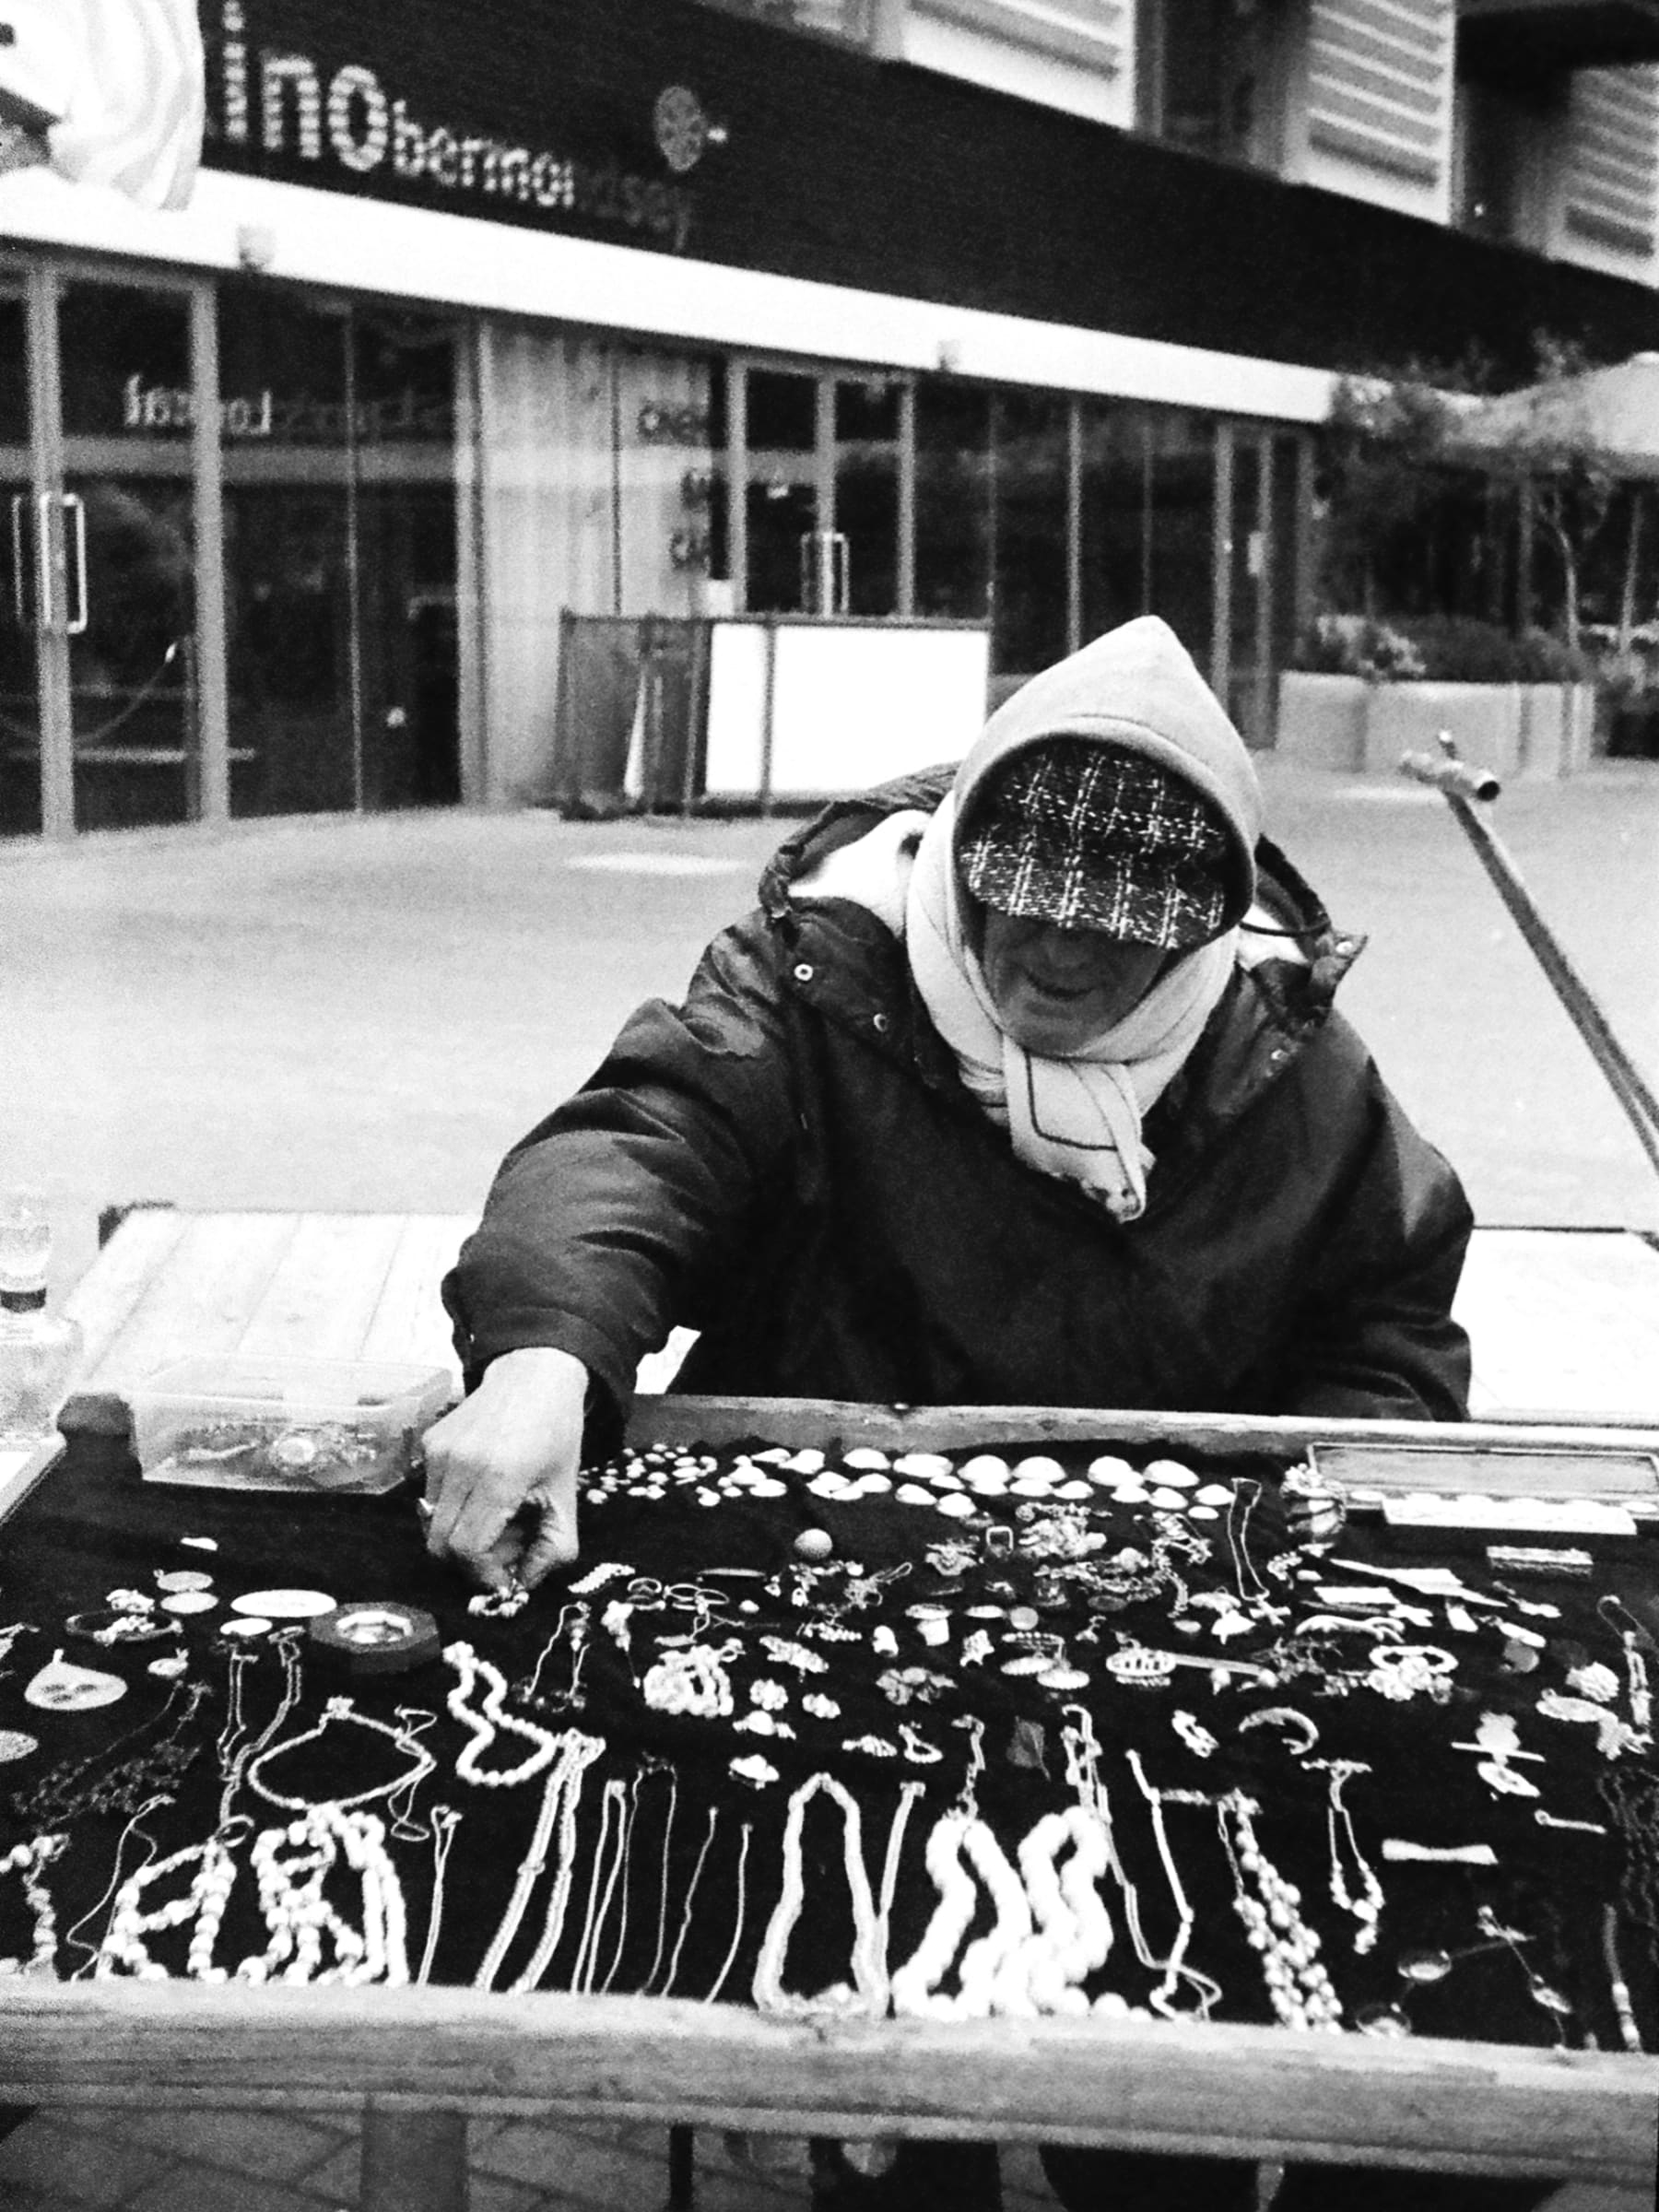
top-left (726, 354), bottom-right (911, 617)
top-left (0, 252), bottom-right (225, 838)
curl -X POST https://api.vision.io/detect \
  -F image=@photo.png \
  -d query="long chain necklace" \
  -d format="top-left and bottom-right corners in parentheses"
top-left (1305, 1758), bottom-right (1383, 1954)
top-left (470, 1729), bottom-right (605, 1992)
top-left (244, 1697), bottom-right (437, 1817)
top-left (12, 1676), bottom-right (209, 1829)
top-left (1124, 1748), bottom-right (1222, 2022)
top-left (752, 1771), bottom-right (886, 2017)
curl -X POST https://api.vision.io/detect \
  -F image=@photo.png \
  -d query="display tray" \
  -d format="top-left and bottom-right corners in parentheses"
top-left (0, 1399), bottom-right (1654, 2187)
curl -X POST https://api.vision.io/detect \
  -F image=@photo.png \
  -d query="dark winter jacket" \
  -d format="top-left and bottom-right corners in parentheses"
top-left (444, 772), bottom-right (1474, 1434)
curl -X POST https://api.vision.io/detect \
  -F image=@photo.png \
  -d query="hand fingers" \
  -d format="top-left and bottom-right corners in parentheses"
top-left (518, 1495), bottom-right (580, 1587)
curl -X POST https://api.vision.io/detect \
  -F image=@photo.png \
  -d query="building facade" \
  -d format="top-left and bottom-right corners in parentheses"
top-left (3, 0), bottom-right (1658, 835)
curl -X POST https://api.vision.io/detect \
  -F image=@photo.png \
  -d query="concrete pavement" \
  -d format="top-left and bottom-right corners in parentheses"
top-left (5, 754), bottom-right (1658, 1308)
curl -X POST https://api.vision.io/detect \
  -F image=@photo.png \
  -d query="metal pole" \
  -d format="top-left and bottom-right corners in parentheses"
top-left (1400, 737), bottom-right (1659, 1182)
top-left (190, 282), bottom-right (229, 824)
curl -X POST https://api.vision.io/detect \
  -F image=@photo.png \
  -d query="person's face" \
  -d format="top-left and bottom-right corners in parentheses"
top-left (978, 907), bottom-right (1172, 1053)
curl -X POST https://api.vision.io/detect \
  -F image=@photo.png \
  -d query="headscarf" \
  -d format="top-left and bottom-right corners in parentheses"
top-left (794, 618), bottom-right (1265, 1222)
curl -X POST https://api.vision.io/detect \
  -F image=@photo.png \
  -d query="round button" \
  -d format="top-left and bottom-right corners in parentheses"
top-left (793, 963), bottom-right (814, 982)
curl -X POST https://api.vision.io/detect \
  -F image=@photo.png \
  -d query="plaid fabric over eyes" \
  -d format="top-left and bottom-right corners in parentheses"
top-left (959, 741), bottom-right (1232, 948)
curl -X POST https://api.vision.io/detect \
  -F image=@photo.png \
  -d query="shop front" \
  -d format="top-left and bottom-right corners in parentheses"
top-left (0, 262), bottom-right (466, 837)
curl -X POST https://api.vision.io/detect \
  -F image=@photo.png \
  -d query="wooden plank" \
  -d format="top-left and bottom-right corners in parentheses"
top-left (0, 1986), bottom-right (1649, 2183)
top-left (625, 1395), bottom-right (1659, 1475)
top-left (60, 1206), bottom-right (188, 1382)
top-left (1459, 1230), bottom-right (1659, 1423)
top-left (235, 1213), bottom-right (409, 1362)
top-left (358, 1215), bottom-right (473, 1380)
top-left (62, 1212), bottom-right (299, 1433)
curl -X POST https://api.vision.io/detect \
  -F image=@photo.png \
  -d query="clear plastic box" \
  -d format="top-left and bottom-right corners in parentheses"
top-left (129, 1356), bottom-right (454, 1495)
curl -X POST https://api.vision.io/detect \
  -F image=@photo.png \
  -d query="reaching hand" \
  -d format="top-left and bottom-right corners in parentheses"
top-left (420, 1347), bottom-right (589, 1590)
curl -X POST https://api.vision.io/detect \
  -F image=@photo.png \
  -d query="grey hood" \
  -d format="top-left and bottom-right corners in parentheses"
top-left (950, 616), bottom-right (1263, 934)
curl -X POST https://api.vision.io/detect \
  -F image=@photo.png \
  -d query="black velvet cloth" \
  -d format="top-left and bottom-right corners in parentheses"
top-left (0, 1429), bottom-right (1651, 2063)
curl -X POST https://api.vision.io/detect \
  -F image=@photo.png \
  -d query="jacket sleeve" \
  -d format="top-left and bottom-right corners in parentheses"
top-left (1280, 1064), bottom-right (1475, 1422)
top-left (442, 916), bottom-right (800, 1420)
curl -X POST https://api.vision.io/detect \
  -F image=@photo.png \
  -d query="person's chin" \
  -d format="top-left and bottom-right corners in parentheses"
top-left (1002, 988), bottom-right (1105, 1055)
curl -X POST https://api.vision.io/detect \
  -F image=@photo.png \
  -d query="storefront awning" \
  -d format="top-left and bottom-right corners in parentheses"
top-left (1447, 351), bottom-right (1659, 477)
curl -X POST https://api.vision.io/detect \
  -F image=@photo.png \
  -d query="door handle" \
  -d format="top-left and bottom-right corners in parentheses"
top-left (61, 493), bottom-right (88, 636)
top-left (35, 491), bottom-right (54, 631)
top-left (8, 495), bottom-right (25, 628)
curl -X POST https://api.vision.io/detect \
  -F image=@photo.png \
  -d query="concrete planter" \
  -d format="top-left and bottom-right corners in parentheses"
top-left (1277, 674), bottom-right (1596, 781)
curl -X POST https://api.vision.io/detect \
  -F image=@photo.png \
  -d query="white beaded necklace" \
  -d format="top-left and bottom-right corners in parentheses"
top-left (752, 1771), bottom-right (887, 2017)
top-left (0, 1833), bottom-right (66, 1976)
top-left (237, 1805), bottom-right (409, 1986)
top-left (1001, 1806), bottom-right (1113, 2016)
top-left (1216, 1790), bottom-right (1342, 2031)
top-left (444, 1641), bottom-right (566, 1787)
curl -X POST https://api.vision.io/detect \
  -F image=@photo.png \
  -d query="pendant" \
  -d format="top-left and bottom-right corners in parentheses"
top-left (1397, 1947), bottom-right (1453, 1983)
top-left (0, 1729), bottom-right (39, 1762)
top-left (159, 1590), bottom-right (219, 1616)
top-left (154, 1569), bottom-right (215, 1594)
top-left (1355, 2001), bottom-right (1412, 2037)
top-left (1038, 1665), bottom-right (1091, 1690)
top-left (25, 1651), bottom-right (128, 1711)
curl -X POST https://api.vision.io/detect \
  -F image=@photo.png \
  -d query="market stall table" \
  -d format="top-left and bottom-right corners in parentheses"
top-left (1, 1393), bottom-right (1655, 2211)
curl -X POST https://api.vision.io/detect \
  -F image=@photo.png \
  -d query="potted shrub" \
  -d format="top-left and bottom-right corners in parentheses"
top-left (1277, 614), bottom-right (1595, 778)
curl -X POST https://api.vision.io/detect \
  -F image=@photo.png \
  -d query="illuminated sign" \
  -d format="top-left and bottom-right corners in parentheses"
top-left (212, 1), bottom-right (694, 252)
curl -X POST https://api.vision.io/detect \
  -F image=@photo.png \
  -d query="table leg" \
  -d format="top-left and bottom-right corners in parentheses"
top-left (360, 2103), bottom-right (469, 2212)
top-left (666, 2121), bottom-right (696, 2209)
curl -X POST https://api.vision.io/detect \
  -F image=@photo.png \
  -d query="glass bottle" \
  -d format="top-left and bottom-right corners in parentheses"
top-left (0, 1194), bottom-right (84, 1442)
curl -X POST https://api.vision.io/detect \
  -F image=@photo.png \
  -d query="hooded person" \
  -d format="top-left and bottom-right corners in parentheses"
top-left (433, 613), bottom-right (1471, 1586)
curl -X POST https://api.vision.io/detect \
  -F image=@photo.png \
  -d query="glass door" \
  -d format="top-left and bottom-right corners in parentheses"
top-left (736, 364), bottom-right (902, 618)
top-left (60, 279), bottom-right (198, 830)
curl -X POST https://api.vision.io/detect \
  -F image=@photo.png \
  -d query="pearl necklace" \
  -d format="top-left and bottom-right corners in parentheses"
top-left (1000, 1806), bottom-right (1113, 2017)
top-left (0, 1833), bottom-right (66, 1976)
top-left (97, 1821), bottom-right (249, 1983)
top-left (1216, 1791), bottom-right (1342, 2030)
top-left (444, 1641), bottom-right (565, 1786)
top-left (239, 1806), bottom-right (409, 1985)
top-left (752, 1772), bottom-right (887, 2017)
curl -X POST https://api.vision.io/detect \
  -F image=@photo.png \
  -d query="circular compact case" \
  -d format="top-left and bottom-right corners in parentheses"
top-left (307, 1601), bottom-right (442, 1677)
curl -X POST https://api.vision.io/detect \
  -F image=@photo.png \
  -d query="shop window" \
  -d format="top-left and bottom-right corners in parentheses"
top-left (992, 390), bottom-right (1069, 679)
top-left (217, 282), bottom-right (464, 819)
top-left (914, 382), bottom-right (992, 629)
top-left (1144, 410), bottom-right (1216, 670)
top-left (1079, 401), bottom-right (1151, 643)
